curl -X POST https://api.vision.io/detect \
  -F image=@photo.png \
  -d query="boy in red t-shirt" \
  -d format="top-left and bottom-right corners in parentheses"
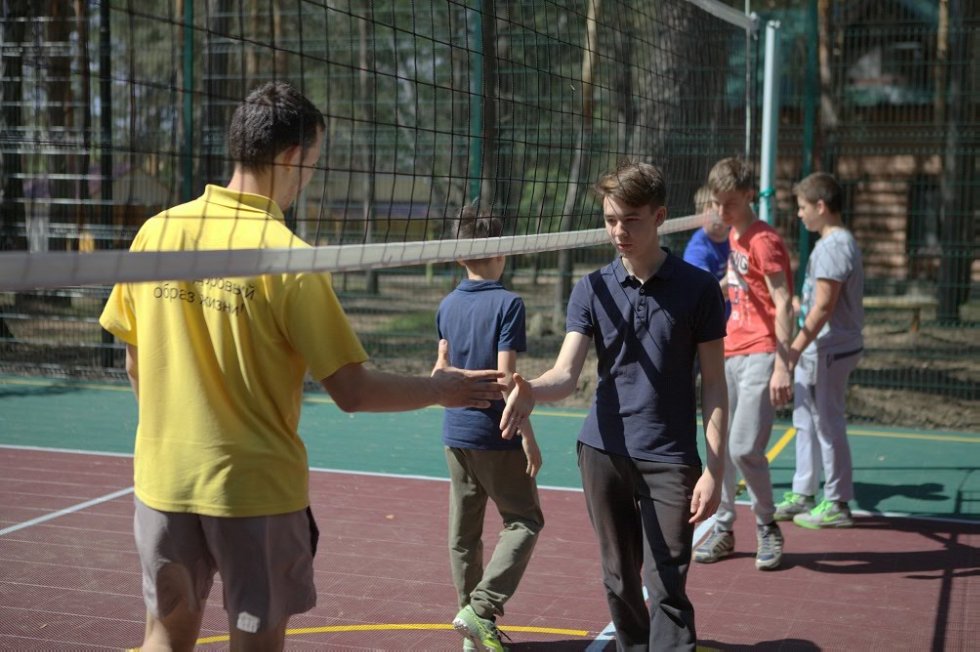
top-left (694, 158), bottom-right (793, 571)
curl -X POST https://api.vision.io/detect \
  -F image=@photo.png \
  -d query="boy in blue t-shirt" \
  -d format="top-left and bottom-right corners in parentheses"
top-left (438, 205), bottom-right (544, 652)
top-left (683, 185), bottom-right (731, 318)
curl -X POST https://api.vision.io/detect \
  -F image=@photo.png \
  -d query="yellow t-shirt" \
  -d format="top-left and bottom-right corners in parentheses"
top-left (99, 185), bottom-right (368, 517)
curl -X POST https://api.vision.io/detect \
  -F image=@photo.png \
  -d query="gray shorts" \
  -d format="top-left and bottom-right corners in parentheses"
top-left (134, 497), bottom-right (318, 633)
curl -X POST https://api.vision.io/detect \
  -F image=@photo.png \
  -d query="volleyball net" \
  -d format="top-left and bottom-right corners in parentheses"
top-left (0, 0), bottom-right (755, 370)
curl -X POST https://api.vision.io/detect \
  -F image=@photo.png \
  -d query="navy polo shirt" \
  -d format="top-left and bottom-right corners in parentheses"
top-left (436, 279), bottom-right (527, 450)
top-left (566, 252), bottom-right (726, 464)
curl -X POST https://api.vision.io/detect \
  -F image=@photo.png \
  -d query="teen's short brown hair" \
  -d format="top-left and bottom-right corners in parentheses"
top-left (793, 172), bottom-right (843, 214)
top-left (707, 157), bottom-right (755, 194)
top-left (593, 159), bottom-right (666, 209)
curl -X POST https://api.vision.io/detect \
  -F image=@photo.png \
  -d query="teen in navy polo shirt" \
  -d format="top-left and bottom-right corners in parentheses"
top-left (500, 160), bottom-right (728, 651)
top-left (437, 205), bottom-right (544, 652)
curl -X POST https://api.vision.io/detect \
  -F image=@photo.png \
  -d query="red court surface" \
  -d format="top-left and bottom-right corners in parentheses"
top-left (1, 446), bottom-right (978, 651)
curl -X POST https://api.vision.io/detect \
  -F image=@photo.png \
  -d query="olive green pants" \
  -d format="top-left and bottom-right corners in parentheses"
top-left (445, 446), bottom-right (544, 619)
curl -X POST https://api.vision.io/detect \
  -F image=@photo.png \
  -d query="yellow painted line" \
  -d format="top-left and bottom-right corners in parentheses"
top-left (533, 408), bottom-right (589, 418)
top-left (499, 625), bottom-right (590, 635)
top-left (766, 427), bottom-right (797, 461)
top-left (192, 622), bottom-right (591, 645)
top-left (736, 426), bottom-right (796, 495)
top-left (847, 429), bottom-right (978, 444)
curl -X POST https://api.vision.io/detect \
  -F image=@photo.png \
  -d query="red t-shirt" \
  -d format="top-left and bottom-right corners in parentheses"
top-left (724, 219), bottom-right (792, 357)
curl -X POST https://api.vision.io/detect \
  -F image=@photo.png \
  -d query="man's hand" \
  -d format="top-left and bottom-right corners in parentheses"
top-left (517, 420), bottom-right (542, 478)
top-left (500, 372), bottom-right (535, 440)
top-left (689, 469), bottom-right (721, 524)
top-left (431, 339), bottom-right (506, 409)
top-left (769, 364), bottom-right (792, 407)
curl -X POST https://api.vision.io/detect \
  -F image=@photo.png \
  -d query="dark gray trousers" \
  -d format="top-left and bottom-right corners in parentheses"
top-left (578, 442), bottom-right (700, 652)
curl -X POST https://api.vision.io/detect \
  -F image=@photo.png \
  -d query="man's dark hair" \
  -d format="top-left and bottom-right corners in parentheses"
top-left (793, 172), bottom-right (844, 214)
top-left (594, 159), bottom-right (667, 209)
top-left (228, 81), bottom-right (325, 170)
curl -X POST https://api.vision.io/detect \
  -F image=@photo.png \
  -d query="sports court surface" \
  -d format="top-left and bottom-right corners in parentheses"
top-left (1, 375), bottom-right (977, 650)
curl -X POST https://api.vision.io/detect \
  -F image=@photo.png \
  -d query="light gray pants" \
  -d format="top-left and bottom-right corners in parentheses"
top-left (716, 352), bottom-right (777, 529)
top-left (445, 447), bottom-right (544, 620)
top-left (792, 347), bottom-right (862, 502)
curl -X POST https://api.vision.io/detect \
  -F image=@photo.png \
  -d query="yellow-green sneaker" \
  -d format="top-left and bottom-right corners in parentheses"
top-left (774, 492), bottom-right (815, 521)
top-left (793, 499), bottom-right (854, 529)
top-left (453, 604), bottom-right (508, 652)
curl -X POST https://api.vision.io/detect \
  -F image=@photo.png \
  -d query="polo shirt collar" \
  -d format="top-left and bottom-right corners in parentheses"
top-left (458, 279), bottom-right (504, 292)
top-left (614, 249), bottom-right (676, 287)
top-left (203, 184), bottom-right (286, 223)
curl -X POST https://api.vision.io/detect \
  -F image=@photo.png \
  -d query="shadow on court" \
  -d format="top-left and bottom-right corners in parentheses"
top-left (853, 479), bottom-right (948, 512)
top-left (689, 511), bottom-right (979, 651)
top-left (779, 517), bottom-right (978, 576)
top-left (0, 381), bottom-right (92, 399)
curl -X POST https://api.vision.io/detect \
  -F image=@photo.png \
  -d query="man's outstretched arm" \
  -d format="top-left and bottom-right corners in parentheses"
top-left (321, 339), bottom-right (506, 412)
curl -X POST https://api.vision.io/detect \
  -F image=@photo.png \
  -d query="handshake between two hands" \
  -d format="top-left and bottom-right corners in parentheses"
top-left (431, 339), bottom-right (540, 477)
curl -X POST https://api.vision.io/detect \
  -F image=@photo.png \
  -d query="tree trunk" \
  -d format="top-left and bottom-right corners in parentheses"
top-left (817, 0), bottom-right (840, 172)
top-left (552, 0), bottom-right (600, 333)
top-left (0, 0), bottom-right (30, 338)
top-left (359, 6), bottom-right (379, 294)
top-left (1, 0), bottom-right (29, 253)
top-left (45, 0), bottom-right (74, 252)
top-left (73, 0), bottom-right (92, 240)
top-left (627, 1), bottom-right (726, 206)
top-left (203, 0), bottom-right (234, 184)
top-left (479, 0), bottom-right (520, 217)
top-left (936, 0), bottom-right (973, 322)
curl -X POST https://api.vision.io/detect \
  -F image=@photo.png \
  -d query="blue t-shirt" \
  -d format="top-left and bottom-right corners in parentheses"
top-left (683, 227), bottom-right (730, 282)
top-left (566, 253), bottom-right (726, 464)
top-left (436, 279), bottom-right (527, 449)
top-left (684, 227), bottom-right (731, 319)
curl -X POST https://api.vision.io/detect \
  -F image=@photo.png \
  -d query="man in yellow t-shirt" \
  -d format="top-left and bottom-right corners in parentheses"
top-left (100, 81), bottom-right (504, 651)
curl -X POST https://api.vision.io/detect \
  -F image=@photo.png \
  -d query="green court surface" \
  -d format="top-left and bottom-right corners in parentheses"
top-left (1, 375), bottom-right (978, 521)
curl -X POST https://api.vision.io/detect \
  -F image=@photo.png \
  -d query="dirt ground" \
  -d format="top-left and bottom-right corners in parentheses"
top-left (359, 272), bottom-right (980, 433)
top-left (370, 328), bottom-right (978, 434)
top-left (3, 271), bottom-right (978, 433)
top-left (843, 323), bottom-right (980, 431)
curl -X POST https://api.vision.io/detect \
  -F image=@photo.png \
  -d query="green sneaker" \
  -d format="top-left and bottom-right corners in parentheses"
top-left (463, 639), bottom-right (478, 651)
top-left (793, 499), bottom-right (854, 529)
top-left (774, 492), bottom-right (815, 521)
top-left (452, 605), bottom-right (508, 652)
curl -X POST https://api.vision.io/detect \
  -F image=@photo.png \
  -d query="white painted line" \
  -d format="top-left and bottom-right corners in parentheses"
top-left (308, 464), bottom-right (585, 493)
top-left (4, 448), bottom-right (976, 525)
top-left (586, 621), bottom-right (618, 651)
top-left (0, 486), bottom-right (134, 537)
top-left (0, 443), bottom-right (132, 458)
